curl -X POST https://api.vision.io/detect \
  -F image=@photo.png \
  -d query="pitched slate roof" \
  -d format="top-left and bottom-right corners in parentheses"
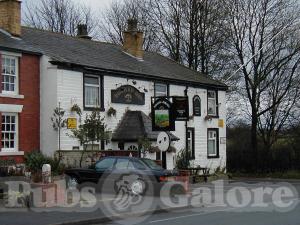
top-left (18, 27), bottom-right (227, 89)
top-left (112, 111), bottom-right (179, 142)
top-left (0, 29), bottom-right (40, 55)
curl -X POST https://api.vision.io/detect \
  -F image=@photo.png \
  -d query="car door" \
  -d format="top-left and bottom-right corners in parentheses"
top-left (94, 157), bottom-right (116, 187)
top-left (111, 158), bottom-right (131, 185)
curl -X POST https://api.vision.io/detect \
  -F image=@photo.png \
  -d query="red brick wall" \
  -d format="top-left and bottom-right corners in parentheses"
top-left (0, 53), bottom-right (40, 162)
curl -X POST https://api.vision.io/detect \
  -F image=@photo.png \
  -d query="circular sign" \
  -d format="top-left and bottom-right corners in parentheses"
top-left (157, 132), bottom-right (170, 152)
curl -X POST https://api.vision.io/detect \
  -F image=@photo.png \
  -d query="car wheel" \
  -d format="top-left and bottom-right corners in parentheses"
top-left (130, 179), bottom-right (146, 195)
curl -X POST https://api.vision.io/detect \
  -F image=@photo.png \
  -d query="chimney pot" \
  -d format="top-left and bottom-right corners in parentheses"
top-left (77, 24), bottom-right (91, 40)
top-left (127, 18), bottom-right (138, 32)
top-left (0, 0), bottom-right (21, 36)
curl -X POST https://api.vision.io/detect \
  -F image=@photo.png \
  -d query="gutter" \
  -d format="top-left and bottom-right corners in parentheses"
top-left (49, 60), bottom-right (229, 91)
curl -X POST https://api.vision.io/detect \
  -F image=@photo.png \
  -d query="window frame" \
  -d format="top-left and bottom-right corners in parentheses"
top-left (207, 128), bottom-right (219, 159)
top-left (193, 95), bottom-right (201, 116)
top-left (1, 113), bottom-right (18, 152)
top-left (207, 90), bottom-right (218, 117)
top-left (187, 127), bottom-right (195, 160)
top-left (1, 55), bottom-right (19, 95)
top-left (154, 82), bottom-right (169, 97)
top-left (83, 74), bottom-right (104, 111)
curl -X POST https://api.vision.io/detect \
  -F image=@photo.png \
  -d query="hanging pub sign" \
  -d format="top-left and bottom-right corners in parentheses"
top-left (151, 97), bottom-right (175, 131)
top-left (111, 85), bottom-right (145, 105)
top-left (173, 96), bottom-right (189, 121)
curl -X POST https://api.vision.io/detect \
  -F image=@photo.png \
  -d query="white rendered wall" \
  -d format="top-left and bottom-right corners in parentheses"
top-left (41, 66), bottom-right (227, 170)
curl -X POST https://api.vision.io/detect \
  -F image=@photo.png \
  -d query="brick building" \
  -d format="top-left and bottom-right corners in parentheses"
top-left (0, 0), bottom-right (40, 162)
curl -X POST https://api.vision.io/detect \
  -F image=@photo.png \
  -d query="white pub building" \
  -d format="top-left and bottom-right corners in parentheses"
top-left (22, 20), bottom-right (228, 170)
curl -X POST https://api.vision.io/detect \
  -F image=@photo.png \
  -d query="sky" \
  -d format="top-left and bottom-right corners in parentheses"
top-left (23, 0), bottom-right (117, 15)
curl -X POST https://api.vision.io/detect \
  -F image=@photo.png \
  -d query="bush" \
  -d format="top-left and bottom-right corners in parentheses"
top-left (24, 152), bottom-right (65, 175)
top-left (175, 149), bottom-right (190, 169)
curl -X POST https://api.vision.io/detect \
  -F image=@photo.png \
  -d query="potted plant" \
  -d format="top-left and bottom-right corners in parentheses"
top-left (204, 115), bottom-right (213, 121)
top-left (107, 107), bottom-right (117, 117)
top-left (70, 104), bottom-right (82, 117)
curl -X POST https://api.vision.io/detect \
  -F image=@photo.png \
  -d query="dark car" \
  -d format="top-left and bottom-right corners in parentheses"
top-left (64, 156), bottom-right (180, 195)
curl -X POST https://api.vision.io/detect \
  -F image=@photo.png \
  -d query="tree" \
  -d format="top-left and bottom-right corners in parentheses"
top-left (51, 103), bottom-right (67, 159)
top-left (225, 0), bottom-right (300, 169)
top-left (70, 109), bottom-right (110, 167)
top-left (23, 0), bottom-right (98, 37)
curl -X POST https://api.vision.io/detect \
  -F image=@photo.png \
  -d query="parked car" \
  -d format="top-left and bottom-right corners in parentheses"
top-left (64, 156), bottom-right (181, 196)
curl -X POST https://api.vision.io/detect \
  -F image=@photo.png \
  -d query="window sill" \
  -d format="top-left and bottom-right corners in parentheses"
top-left (207, 155), bottom-right (220, 159)
top-left (0, 151), bottom-right (24, 156)
top-left (84, 107), bottom-right (105, 112)
top-left (206, 115), bottom-right (219, 119)
top-left (0, 93), bottom-right (24, 99)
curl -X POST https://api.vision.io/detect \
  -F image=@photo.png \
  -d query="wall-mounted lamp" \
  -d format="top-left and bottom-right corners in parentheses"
top-left (126, 78), bottom-right (137, 85)
top-left (138, 86), bottom-right (148, 93)
top-left (116, 83), bottom-right (123, 88)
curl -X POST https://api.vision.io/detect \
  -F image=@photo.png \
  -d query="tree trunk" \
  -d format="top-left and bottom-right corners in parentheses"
top-left (251, 109), bottom-right (258, 172)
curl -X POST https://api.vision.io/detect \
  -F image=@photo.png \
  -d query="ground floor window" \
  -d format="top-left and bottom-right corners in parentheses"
top-left (187, 128), bottom-right (195, 159)
top-left (207, 128), bottom-right (219, 158)
top-left (1, 113), bottom-right (18, 151)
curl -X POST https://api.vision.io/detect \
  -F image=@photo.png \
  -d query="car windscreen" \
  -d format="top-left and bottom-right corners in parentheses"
top-left (141, 158), bottom-right (163, 170)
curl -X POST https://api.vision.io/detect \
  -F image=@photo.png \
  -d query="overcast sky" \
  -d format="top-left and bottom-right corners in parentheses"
top-left (23, 0), bottom-right (117, 16)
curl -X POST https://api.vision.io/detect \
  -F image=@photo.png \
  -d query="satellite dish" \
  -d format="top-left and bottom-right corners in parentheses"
top-left (157, 132), bottom-right (170, 152)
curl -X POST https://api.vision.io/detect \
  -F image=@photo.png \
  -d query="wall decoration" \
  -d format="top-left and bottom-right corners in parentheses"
top-left (218, 119), bottom-right (224, 128)
top-left (67, 118), bottom-right (77, 129)
top-left (111, 85), bottom-right (145, 105)
top-left (172, 96), bottom-right (189, 121)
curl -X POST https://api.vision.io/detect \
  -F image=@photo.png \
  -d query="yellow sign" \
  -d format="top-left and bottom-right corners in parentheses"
top-left (218, 119), bottom-right (224, 128)
top-left (67, 118), bottom-right (77, 129)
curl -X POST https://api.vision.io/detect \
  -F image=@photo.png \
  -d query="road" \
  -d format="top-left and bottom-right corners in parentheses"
top-left (0, 179), bottom-right (299, 225)
top-left (97, 180), bottom-right (300, 225)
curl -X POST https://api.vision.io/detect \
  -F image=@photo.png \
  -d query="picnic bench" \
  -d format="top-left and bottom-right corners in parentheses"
top-left (185, 167), bottom-right (211, 183)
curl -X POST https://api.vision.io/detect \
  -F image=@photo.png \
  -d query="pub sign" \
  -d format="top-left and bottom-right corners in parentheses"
top-left (111, 85), bottom-right (145, 105)
top-left (151, 97), bottom-right (175, 131)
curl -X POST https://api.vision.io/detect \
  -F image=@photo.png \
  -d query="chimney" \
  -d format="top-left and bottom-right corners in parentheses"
top-left (123, 18), bottom-right (144, 60)
top-left (0, 0), bottom-right (21, 37)
top-left (77, 24), bottom-right (91, 40)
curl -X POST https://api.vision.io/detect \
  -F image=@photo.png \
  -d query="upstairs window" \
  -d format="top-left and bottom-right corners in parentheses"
top-left (1, 55), bottom-right (18, 94)
top-left (207, 90), bottom-right (218, 116)
top-left (84, 75), bottom-right (102, 109)
top-left (154, 83), bottom-right (168, 97)
top-left (187, 128), bottom-right (195, 159)
top-left (193, 95), bottom-right (201, 116)
top-left (1, 113), bottom-right (18, 152)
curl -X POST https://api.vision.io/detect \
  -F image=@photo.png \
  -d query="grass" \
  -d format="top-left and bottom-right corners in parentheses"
top-left (231, 170), bottom-right (300, 179)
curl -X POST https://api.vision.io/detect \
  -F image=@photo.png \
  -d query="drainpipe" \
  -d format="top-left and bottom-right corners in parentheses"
top-left (184, 86), bottom-right (189, 168)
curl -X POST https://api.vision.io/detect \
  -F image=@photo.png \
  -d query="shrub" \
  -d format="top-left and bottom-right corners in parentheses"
top-left (24, 152), bottom-right (65, 175)
top-left (175, 149), bottom-right (190, 169)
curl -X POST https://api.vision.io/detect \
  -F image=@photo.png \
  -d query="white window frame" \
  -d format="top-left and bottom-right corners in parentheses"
top-left (154, 83), bottom-right (168, 97)
top-left (207, 129), bottom-right (218, 157)
top-left (84, 75), bottom-right (101, 108)
top-left (1, 113), bottom-right (18, 152)
top-left (207, 90), bottom-right (217, 116)
top-left (1, 55), bottom-right (19, 95)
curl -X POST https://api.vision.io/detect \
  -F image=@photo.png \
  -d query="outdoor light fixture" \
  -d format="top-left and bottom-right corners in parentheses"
top-left (139, 86), bottom-right (148, 92)
top-left (132, 80), bottom-right (137, 85)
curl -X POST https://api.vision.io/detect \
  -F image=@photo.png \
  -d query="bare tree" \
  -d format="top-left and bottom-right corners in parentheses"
top-left (23, 0), bottom-right (98, 37)
top-left (226, 0), bottom-right (300, 168)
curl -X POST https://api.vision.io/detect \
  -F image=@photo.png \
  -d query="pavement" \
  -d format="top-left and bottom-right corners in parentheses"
top-left (0, 179), bottom-right (299, 225)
